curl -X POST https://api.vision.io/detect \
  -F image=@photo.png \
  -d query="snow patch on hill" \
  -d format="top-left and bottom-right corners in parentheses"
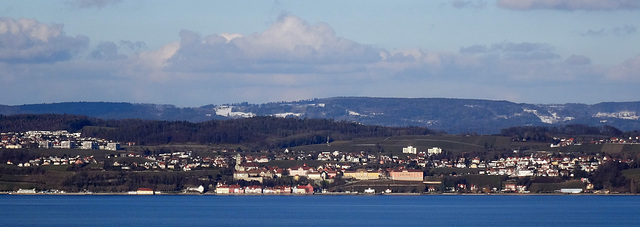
top-left (594, 111), bottom-right (639, 120)
top-left (348, 110), bottom-right (368, 117)
top-left (214, 106), bottom-right (255, 118)
top-left (272, 112), bottom-right (303, 118)
top-left (523, 108), bottom-right (574, 124)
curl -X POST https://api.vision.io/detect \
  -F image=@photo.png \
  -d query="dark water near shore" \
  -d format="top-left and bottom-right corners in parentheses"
top-left (1, 195), bottom-right (639, 226)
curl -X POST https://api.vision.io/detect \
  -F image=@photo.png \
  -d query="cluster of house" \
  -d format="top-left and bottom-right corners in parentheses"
top-left (299, 148), bottom-right (441, 168)
top-left (106, 151), bottom-right (229, 171)
top-left (126, 185), bottom-right (205, 195)
top-left (233, 161), bottom-right (284, 183)
top-left (0, 131), bottom-right (120, 150)
top-left (6, 148), bottom-right (231, 171)
top-left (4, 133), bottom-right (634, 194)
top-left (499, 178), bottom-right (595, 194)
top-left (234, 151), bottom-right (424, 184)
top-left (402, 146), bottom-right (442, 155)
top-left (432, 154), bottom-right (630, 178)
top-left (551, 136), bottom-right (640, 147)
top-left (98, 148), bottom-right (438, 173)
top-left (6, 155), bottom-right (96, 167)
top-left (228, 146), bottom-right (637, 193)
top-left (229, 146), bottom-right (627, 184)
top-left (283, 165), bottom-right (423, 181)
top-left (214, 183), bottom-right (315, 194)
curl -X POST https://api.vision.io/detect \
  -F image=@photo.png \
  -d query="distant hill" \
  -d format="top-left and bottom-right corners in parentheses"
top-left (0, 102), bottom-right (226, 122)
top-left (2, 97), bottom-right (640, 134)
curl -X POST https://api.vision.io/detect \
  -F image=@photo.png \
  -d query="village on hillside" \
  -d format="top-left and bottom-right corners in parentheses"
top-left (2, 131), bottom-right (638, 195)
top-left (1, 131), bottom-right (121, 151)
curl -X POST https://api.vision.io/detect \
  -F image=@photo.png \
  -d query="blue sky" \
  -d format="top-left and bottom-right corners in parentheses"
top-left (1, 0), bottom-right (639, 106)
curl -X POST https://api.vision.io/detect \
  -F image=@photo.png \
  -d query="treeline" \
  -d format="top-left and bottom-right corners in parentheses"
top-left (0, 114), bottom-right (98, 132)
top-left (0, 114), bottom-right (439, 148)
top-left (499, 125), bottom-right (640, 142)
top-left (62, 170), bottom-right (223, 192)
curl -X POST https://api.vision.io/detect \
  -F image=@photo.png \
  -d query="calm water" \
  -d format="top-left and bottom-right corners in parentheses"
top-left (1, 195), bottom-right (639, 226)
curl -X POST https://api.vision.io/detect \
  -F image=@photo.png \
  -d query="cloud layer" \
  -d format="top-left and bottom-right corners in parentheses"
top-left (451, 0), bottom-right (487, 9)
top-left (0, 14), bottom-right (639, 106)
top-left (67, 0), bottom-right (123, 9)
top-left (580, 25), bottom-right (637, 37)
top-left (497, 0), bottom-right (640, 11)
top-left (0, 18), bottom-right (88, 63)
top-left (165, 15), bottom-right (382, 75)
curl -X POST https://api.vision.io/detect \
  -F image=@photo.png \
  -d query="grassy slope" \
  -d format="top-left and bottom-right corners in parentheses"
top-left (623, 168), bottom-right (640, 182)
top-left (528, 180), bottom-right (585, 193)
top-left (293, 135), bottom-right (550, 154)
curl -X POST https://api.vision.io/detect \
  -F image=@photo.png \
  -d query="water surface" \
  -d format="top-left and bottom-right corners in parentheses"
top-left (1, 195), bottom-right (638, 226)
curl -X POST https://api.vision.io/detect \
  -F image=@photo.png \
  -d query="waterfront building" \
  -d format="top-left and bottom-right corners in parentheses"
top-left (136, 188), bottom-right (154, 195)
top-left (343, 169), bottom-right (381, 180)
top-left (389, 169), bottom-right (423, 181)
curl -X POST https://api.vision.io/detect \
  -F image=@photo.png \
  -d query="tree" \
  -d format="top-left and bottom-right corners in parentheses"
top-left (572, 167), bottom-right (589, 179)
top-left (591, 161), bottom-right (629, 190)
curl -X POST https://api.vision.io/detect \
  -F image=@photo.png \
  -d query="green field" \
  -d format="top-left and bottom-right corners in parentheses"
top-left (292, 135), bottom-right (550, 154)
top-left (458, 175), bottom-right (503, 189)
top-left (528, 180), bottom-right (585, 193)
top-left (0, 163), bottom-right (223, 192)
top-left (623, 168), bottom-right (640, 182)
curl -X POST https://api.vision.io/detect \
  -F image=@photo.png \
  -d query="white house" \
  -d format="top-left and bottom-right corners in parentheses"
top-left (106, 142), bottom-right (120, 151)
top-left (428, 147), bottom-right (442, 156)
top-left (402, 146), bottom-right (417, 154)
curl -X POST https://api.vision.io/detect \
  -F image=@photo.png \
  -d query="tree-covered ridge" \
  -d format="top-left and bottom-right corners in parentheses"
top-left (0, 114), bottom-right (439, 148)
top-left (0, 114), bottom-right (100, 132)
top-left (3, 98), bottom-right (640, 134)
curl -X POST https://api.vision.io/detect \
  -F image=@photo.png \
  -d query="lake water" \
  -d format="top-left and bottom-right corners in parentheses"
top-left (1, 195), bottom-right (639, 226)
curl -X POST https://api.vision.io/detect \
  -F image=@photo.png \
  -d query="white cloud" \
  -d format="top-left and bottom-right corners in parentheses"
top-left (220, 33), bottom-right (243, 43)
top-left (497, 0), bottom-right (640, 11)
top-left (127, 16), bottom-right (597, 88)
top-left (454, 42), bottom-right (597, 81)
top-left (565, 55), bottom-right (592, 65)
top-left (608, 56), bottom-right (640, 80)
top-left (118, 40), bottom-right (146, 51)
top-left (153, 14), bottom-right (383, 76)
top-left (131, 41), bottom-right (180, 81)
top-left (451, 0), bottom-right (487, 9)
top-left (461, 42), bottom-right (559, 60)
top-left (0, 18), bottom-right (88, 63)
top-left (581, 25), bottom-right (637, 37)
top-left (67, 0), bottom-right (122, 9)
top-left (612, 25), bottom-right (637, 36)
top-left (0, 14), bottom-right (638, 106)
top-left (120, 15), bottom-right (613, 104)
top-left (90, 42), bottom-right (122, 60)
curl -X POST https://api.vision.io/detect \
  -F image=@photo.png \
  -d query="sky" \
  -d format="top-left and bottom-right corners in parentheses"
top-left (1, 0), bottom-right (639, 107)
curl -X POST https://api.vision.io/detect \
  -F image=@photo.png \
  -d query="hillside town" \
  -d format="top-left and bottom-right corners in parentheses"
top-left (1, 130), bottom-right (121, 150)
top-left (551, 136), bottom-right (640, 147)
top-left (3, 128), bottom-right (639, 195)
top-left (4, 138), bottom-right (633, 195)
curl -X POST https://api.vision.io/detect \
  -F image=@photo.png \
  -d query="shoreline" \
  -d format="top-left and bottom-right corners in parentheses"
top-left (1, 192), bottom-right (634, 196)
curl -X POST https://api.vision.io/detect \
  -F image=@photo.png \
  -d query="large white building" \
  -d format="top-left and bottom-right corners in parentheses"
top-left (81, 141), bottom-right (98, 150)
top-left (60, 141), bottom-right (75, 149)
top-left (428, 147), bottom-right (442, 155)
top-left (402, 146), bottom-right (417, 154)
top-left (39, 141), bottom-right (52, 148)
top-left (105, 142), bottom-right (120, 151)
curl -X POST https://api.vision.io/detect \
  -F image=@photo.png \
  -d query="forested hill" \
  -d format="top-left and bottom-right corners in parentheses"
top-left (0, 102), bottom-right (224, 122)
top-left (0, 114), bottom-right (437, 148)
top-left (2, 97), bottom-right (640, 134)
